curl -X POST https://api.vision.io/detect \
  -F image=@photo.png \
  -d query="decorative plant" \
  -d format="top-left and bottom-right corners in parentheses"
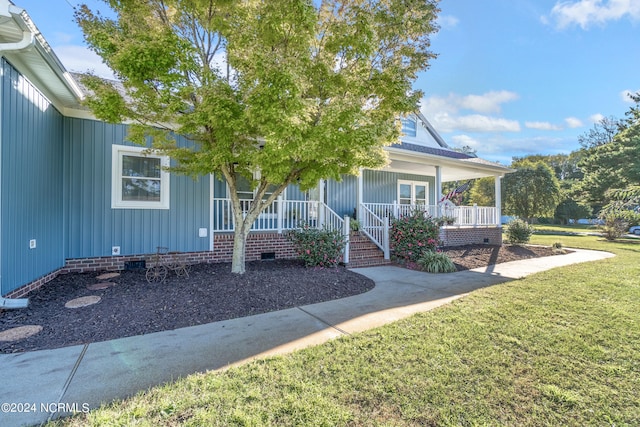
top-left (438, 216), bottom-right (456, 226)
top-left (418, 251), bottom-right (457, 273)
top-left (505, 218), bottom-right (534, 244)
top-left (286, 223), bottom-right (346, 268)
top-left (350, 219), bottom-right (361, 233)
top-left (390, 211), bottom-right (440, 263)
top-left (598, 214), bottom-right (628, 241)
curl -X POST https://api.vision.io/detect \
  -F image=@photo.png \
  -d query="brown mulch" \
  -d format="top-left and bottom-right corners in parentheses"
top-left (0, 244), bottom-right (564, 353)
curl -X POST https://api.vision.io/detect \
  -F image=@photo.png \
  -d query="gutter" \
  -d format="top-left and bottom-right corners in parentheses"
top-left (0, 2), bottom-right (85, 102)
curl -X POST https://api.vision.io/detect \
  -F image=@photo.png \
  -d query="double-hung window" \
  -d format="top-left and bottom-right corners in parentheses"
top-left (112, 145), bottom-right (170, 209)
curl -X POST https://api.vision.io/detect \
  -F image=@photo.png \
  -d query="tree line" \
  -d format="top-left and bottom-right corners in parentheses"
top-left (457, 92), bottom-right (640, 227)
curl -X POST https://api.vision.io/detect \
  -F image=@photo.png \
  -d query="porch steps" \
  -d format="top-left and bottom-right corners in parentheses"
top-left (347, 234), bottom-right (390, 268)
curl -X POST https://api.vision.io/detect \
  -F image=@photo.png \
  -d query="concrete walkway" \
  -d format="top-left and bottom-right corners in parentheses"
top-left (0, 248), bottom-right (613, 427)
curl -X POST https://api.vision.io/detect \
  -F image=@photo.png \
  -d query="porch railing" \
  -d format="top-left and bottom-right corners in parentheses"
top-left (212, 198), bottom-right (344, 233)
top-left (360, 203), bottom-right (390, 259)
top-left (361, 202), bottom-right (499, 227)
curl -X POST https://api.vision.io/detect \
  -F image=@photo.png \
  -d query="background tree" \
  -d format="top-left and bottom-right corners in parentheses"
top-left (554, 198), bottom-right (591, 224)
top-left (468, 176), bottom-right (495, 207)
top-left (578, 116), bottom-right (624, 149)
top-left (76, 0), bottom-right (440, 273)
top-left (503, 161), bottom-right (561, 223)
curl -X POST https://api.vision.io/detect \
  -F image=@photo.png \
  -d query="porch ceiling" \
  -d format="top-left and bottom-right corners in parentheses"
top-left (385, 159), bottom-right (494, 181)
top-left (384, 148), bottom-right (513, 182)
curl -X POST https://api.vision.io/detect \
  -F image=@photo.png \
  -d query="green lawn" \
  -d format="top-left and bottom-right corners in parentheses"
top-left (51, 234), bottom-right (640, 426)
top-left (532, 223), bottom-right (599, 234)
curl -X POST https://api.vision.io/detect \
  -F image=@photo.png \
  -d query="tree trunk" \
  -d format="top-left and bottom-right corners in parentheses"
top-left (231, 229), bottom-right (249, 274)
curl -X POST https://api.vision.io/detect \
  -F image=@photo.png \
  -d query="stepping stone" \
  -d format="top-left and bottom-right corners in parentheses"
top-left (0, 325), bottom-right (43, 342)
top-left (87, 282), bottom-right (115, 291)
top-left (65, 295), bottom-right (101, 309)
top-left (96, 272), bottom-right (120, 280)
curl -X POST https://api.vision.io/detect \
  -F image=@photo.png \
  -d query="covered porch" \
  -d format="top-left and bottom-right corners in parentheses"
top-left (210, 144), bottom-right (511, 265)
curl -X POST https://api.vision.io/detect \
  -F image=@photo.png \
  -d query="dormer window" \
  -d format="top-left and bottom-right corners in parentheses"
top-left (401, 117), bottom-right (417, 137)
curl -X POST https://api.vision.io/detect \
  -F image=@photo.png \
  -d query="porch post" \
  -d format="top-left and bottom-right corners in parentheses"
top-left (318, 179), bottom-right (325, 228)
top-left (495, 175), bottom-right (503, 227)
top-left (343, 215), bottom-right (350, 264)
top-left (435, 166), bottom-right (442, 217)
top-left (276, 196), bottom-right (283, 233)
top-left (357, 168), bottom-right (364, 222)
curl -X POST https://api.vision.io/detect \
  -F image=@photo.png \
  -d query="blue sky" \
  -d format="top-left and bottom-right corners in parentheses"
top-left (16, 0), bottom-right (640, 164)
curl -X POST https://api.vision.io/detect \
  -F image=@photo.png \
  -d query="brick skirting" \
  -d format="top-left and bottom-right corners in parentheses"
top-left (5, 228), bottom-right (503, 299)
top-left (440, 226), bottom-right (503, 247)
top-left (3, 233), bottom-right (299, 299)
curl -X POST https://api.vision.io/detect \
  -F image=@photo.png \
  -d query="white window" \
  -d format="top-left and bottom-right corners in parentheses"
top-left (112, 145), bottom-right (170, 209)
top-left (401, 117), bottom-right (417, 137)
top-left (398, 180), bottom-right (428, 206)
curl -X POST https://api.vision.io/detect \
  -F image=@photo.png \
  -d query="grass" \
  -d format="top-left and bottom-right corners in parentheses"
top-left (50, 234), bottom-right (640, 426)
top-left (532, 223), bottom-right (599, 234)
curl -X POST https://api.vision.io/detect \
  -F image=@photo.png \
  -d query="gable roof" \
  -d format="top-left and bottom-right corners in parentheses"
top-left (0, 0), bottom-right (87, 116)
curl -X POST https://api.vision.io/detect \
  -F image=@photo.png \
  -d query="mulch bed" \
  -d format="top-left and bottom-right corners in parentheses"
top-left (0, 244), bottom-right (564, 353)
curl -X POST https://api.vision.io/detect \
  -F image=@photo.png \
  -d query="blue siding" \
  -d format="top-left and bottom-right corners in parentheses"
top-left (1, 59), bottom-right (65, 295)
top-left (363, 170), bottom-right (436, 204)
top-left (64, 118), bottom-right (210, 258)
top-left (327, 175), bottom-right (358, 218)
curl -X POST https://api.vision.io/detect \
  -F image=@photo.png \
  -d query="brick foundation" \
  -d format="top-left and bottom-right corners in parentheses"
top-left (440, 226), bottom-right (503, 247)
top-left (3, 232), bottom-right (299, 299)
top-left (4, 228), bottom-right (503, 299)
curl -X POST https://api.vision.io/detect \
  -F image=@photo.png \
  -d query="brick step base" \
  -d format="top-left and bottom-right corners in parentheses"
top-left (347, 233), bottom-right (390, 268)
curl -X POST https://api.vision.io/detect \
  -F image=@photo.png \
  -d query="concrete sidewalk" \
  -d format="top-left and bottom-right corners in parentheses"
top-left (0, 248), bottom-right (614, 427)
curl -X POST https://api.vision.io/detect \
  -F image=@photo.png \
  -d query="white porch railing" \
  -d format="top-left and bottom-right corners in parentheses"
top-left (212, 197), bottom-right (344, 233)
top-left (361, 202), bottom-right (499, 227)
top-left (360, 202), bottom-right (500, 258)
top-left (360, 203), bottom-right (390, 259)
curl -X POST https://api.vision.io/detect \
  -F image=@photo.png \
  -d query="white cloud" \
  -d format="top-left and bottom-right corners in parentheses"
top-left (55, 45), bottom-right (116, 79)
top-left (621, 89), bottom-right (639, 102)
top-left (420, 91), bottom-right (520, 133)
top-left (565, 117), bottom-right (584, 128)
top-left (546, 0), bottom-right (640, 30)
top-left (422, 91), bottom-right (519, 115)
top-left (525, 121), bottom-right (563, 131)
top-left (428, 112), bottom-right (520, 133)
top-left (589, 113), bottom-right (605, 123)
top-left (450, 134), bottom-right (480, 149)
top-left (438, 15), bottom-right (459, 30)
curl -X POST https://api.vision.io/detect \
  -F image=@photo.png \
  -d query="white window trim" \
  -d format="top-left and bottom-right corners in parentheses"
top-left (398, 179), bottom-right (429, 205)
top-left (111, 144), bottom-right (170, 209)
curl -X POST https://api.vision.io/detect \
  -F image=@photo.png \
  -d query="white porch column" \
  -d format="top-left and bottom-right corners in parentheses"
top-left (435, 166), bottom-right (442, 217)
top-left (495, 175), bottom-right (503, 227)
top-left (357, 168), bottom-right (364, 222)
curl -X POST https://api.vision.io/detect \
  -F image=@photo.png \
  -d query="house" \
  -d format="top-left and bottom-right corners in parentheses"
top-left (0, 0), bottom-right (512, 298)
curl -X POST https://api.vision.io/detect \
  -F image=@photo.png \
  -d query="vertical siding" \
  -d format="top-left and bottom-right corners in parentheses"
top-left (64, 118), bottom-right (210, 258)
top-left (326, 175), bottom-right (358, 218)
top-left (1, 59), bottom-right (65, 295)
top-left (363, 170), bottom-right (436, 204)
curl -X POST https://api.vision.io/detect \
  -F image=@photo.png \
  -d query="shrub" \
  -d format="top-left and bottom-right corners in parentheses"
top-left (390, 211), bottom-right (440, 263)
top-left (418, 251), bottom-right (457, 273)
top-left (286, 224), bottom-right (346, 267)
top-left (598, 214), bottom-right (628, 241)
top-left (505, 218), bottom-right (534, 244)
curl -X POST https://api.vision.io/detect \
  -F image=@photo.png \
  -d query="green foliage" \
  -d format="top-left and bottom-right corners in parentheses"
top-left (389, 212), bottom-right (440, 263)
top-left (286, 224), bottom-right (346, 268)
top-left (469, 176), bottom-right (495, 207)
top-left (503, 161), bottom-right (561, 222)
top-left (505, 218), bottom-right (534, 244)
top-left (598, 214), bottom-right (629, 241)
top-left (75, 0), bottom-right (439, 273)
top-left (554, 198), bottom-right (592, 224)
top-left (417, 251), bottom-right (457, 273)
